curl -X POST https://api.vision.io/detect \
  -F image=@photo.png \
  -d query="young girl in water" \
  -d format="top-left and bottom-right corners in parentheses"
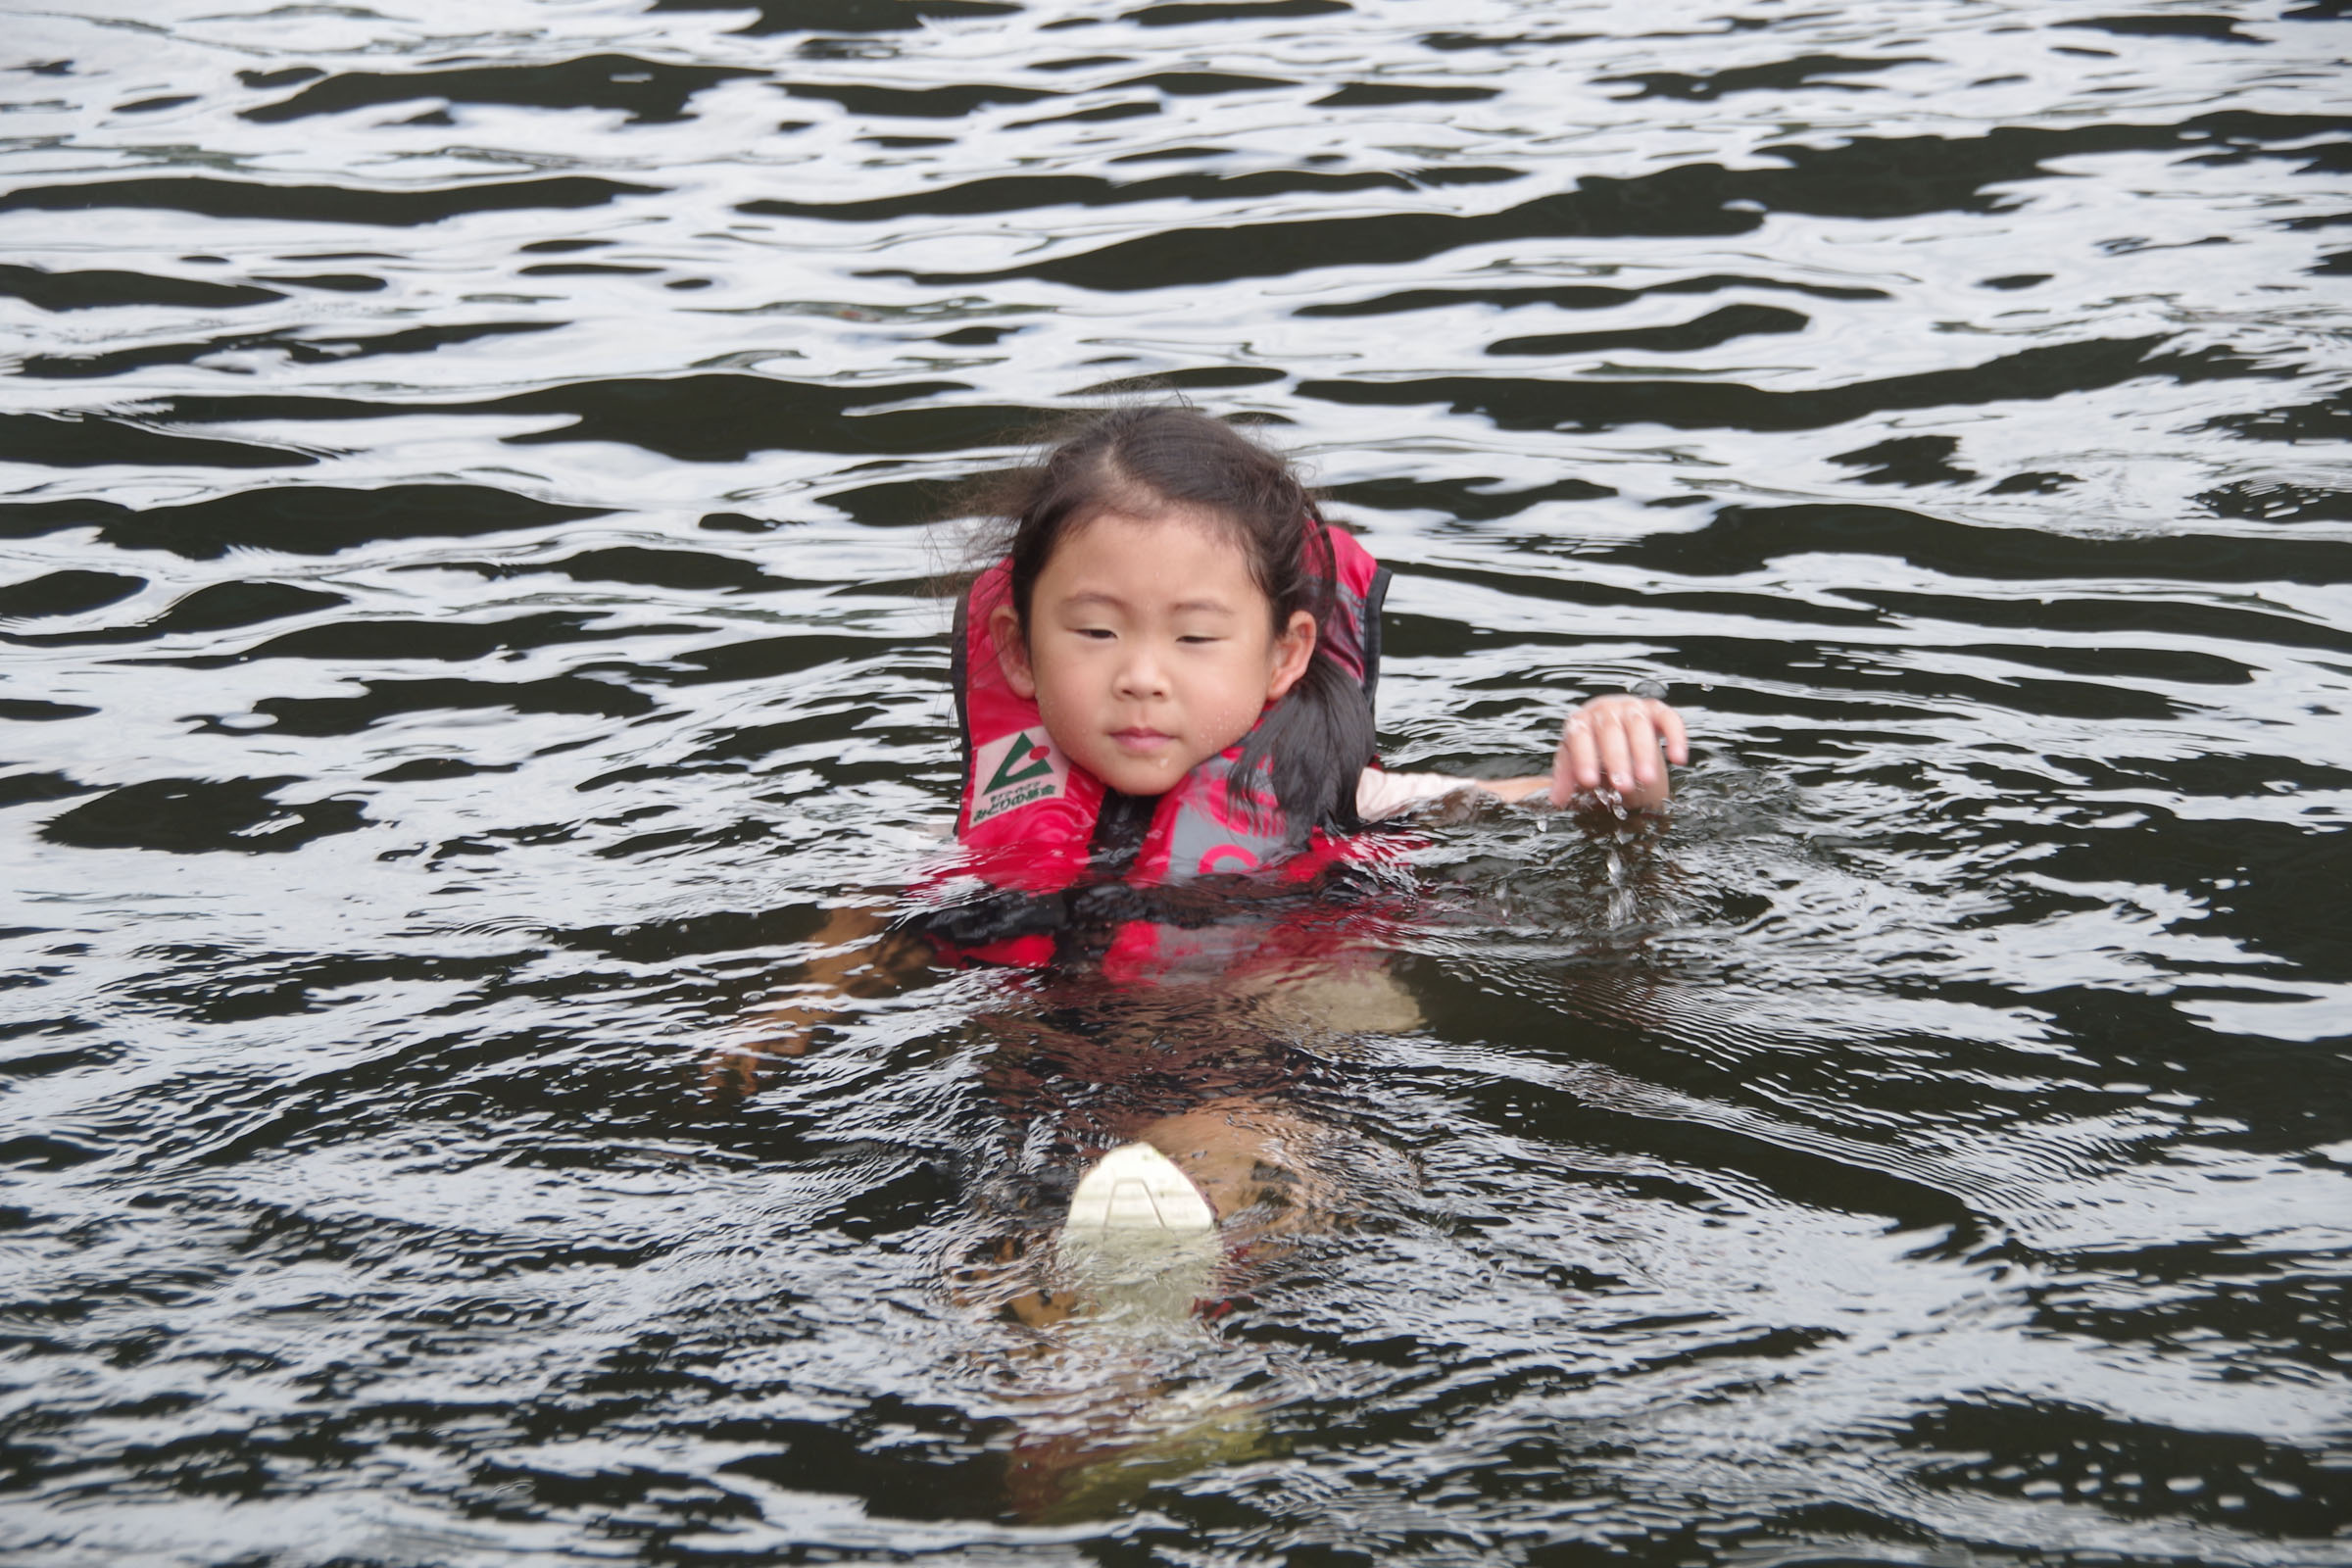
top-left (724, 408), bottom-right (1690, 1371)
top-left (931, 407), bottom-right (1690, 1491)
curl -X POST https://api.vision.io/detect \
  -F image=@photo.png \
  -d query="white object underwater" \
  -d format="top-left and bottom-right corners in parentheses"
top-left (1055, 1143), bottom-right (1220, 1328)
top-left (1063, 1142), bottom-right (1216, 1234)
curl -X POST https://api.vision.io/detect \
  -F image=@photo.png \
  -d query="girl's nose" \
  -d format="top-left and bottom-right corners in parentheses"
top-left (1114, 642), bottom-right (1170, 698)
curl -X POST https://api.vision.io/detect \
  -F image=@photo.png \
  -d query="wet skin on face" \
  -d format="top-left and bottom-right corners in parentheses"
top-left (991, 506), bottom-right (1315, 800)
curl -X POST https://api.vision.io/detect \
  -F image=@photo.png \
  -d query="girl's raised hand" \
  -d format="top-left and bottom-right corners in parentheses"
top-left (1550, 695), bottom-right (1689, 810)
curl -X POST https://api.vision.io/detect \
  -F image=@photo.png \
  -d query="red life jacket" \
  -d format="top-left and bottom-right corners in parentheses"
top-left (939, 522), bottom-right (1391, 970)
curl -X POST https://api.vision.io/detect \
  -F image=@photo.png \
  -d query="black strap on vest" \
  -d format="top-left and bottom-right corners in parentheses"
top-left (1358, 564), bottom-right (1391, 711)
top-left (950, 586), bottom-right (976, 789)
top-left (1086, 790), bottom-right (1154, 879)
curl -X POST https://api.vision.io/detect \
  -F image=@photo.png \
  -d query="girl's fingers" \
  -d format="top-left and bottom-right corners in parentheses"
top-left (1594, 712), bottom-right (1636, 790)
top-left (1604, 697), bottom-right (1689, 776)
top-left (1553, 696), bottom-right (1689, 806)
top-left (1651, 701), bottom-right (1690, 765)
top-left (1629, 706), bottom-right (1675, 786)
top-left (1551, 713), bottom-right (1599, 805)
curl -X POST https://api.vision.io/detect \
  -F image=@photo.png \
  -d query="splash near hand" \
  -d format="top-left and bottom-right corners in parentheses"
top-left (1549, 695), bottom-right (1690, 811)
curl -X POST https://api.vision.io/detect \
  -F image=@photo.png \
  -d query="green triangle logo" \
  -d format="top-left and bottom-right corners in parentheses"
top-left (985, 731), bottom-right (1056, 792)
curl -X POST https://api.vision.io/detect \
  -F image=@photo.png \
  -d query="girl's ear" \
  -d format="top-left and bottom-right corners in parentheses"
top-left (989, 604), bottom-right (1038, 698)
top-left (1265, 609), bottom-right (1317, 702)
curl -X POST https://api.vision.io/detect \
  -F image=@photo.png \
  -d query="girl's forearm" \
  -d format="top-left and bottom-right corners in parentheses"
top-left (1355, 766), bottom-right (1666, 820)
top-left (1472, 775), bottom-right (1550, 804)
top-left (708, 905), bottom-right (918, 1097)
top-left (1475, 773), bottom-right (1669, 810)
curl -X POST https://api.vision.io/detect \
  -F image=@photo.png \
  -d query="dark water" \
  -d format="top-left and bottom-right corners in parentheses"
top-left (4, 0), bottom-right (2350, 1560)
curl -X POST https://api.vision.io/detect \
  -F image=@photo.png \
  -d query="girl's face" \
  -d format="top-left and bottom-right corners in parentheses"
top-left (992, 507), bottom-right (1315, 798)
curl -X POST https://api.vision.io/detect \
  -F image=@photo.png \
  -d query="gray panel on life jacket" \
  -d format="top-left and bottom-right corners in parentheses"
top-left (1161, 760), bottom-right (1294, 880)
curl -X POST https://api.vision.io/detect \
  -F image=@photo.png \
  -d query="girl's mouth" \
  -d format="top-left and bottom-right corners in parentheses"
top-left (1111, 727), bottom-right (1172, 753)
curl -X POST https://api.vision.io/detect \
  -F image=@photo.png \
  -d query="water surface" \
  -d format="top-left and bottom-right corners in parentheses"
top-left (3, 0), bottom-right (2349, 1562)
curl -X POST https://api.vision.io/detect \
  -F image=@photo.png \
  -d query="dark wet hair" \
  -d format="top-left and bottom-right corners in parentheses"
top-left (980, 406), bottom-right (1375, 838)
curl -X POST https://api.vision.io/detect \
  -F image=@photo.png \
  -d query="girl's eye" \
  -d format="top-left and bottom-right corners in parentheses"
top-left (1077, 627), bottom-right (1115, 640)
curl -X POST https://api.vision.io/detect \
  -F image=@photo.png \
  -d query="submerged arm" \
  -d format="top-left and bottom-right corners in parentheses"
top-left (704, 904), bottom-right (933, 1098)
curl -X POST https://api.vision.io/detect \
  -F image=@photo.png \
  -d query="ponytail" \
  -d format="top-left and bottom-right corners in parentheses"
top-left (1231, 637), bottom-right (1376, 837)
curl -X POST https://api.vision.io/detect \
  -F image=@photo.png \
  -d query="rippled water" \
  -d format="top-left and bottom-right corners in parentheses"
top-left (4, 0), bottom-right (2349, 1561)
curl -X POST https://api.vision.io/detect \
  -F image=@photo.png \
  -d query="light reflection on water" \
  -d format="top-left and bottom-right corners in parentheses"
top-left (2, 0), bottom-right (2348, 1561)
